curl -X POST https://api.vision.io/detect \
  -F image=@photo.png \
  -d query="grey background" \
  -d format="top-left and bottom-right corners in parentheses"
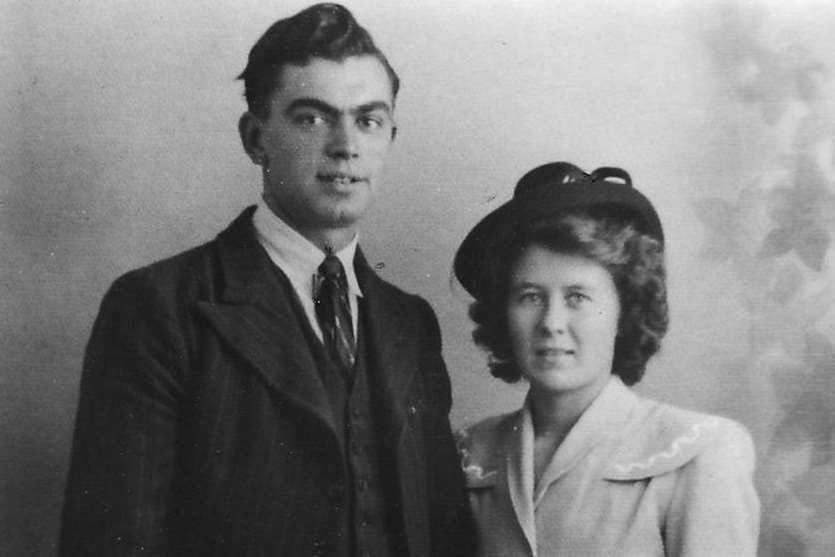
top-left (2, 0), bottom-right (834, 554)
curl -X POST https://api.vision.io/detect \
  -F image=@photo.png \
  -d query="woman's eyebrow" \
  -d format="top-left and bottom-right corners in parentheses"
top-left (563, 283), bottom-right (596, 293)
top-left (509, 281), bottom-right (541, 290)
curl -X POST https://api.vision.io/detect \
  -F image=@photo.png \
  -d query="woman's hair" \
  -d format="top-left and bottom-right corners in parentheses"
top-left (468, 211), bottom-right (668, 385)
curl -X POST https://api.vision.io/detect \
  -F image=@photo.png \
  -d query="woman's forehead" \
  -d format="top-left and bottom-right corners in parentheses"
top-left (509, 245), bottom-right (614, 288)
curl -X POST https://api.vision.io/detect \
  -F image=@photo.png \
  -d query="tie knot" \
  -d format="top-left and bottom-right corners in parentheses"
top-left (319, 253), bottom-right (345, 280)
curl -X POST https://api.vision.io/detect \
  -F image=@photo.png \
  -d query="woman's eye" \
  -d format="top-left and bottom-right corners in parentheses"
top-left (518, 291), bottom-right (544, 305)
top-left (566, 292), bottom-right (589, 307)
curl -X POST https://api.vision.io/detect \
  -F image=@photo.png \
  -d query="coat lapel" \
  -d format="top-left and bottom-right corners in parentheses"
top-left (506, 408), bottom-right (539, 556)
top-left (353, 250), bottom-right (416, 446)
top-left (533, 377), bottom-right (632, 503)
top-left (194, 208), bottom-right (336, 434)
top-left (354, 251), bottom-right (430, 556)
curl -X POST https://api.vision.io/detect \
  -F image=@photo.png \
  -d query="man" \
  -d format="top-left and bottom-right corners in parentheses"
top-left (59, 4), bottom-right (474, 556)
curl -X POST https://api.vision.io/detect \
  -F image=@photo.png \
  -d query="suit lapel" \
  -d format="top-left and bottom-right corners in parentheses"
top-left (192, 213), bottom-right (420, 444)
top-left (354, 250), bottom-right (417, 445)
top-left (195, 208), bottom-right (336, 434)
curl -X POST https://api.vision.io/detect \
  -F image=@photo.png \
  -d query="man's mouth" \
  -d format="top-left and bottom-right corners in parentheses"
top-left (317, 172), bottom-right (365, 186)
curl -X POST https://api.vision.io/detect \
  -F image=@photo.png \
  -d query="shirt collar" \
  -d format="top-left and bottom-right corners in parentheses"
top-left (253, 198), bottom-right (363, 299)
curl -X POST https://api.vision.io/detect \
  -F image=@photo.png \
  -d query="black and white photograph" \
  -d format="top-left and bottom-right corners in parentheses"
top-left (2, 1), bottom-right (834, 555)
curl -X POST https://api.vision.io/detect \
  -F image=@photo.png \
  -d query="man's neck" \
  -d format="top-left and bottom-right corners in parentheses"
top-left (300, 227), bottom-right (357, 254)
top-left (262, 199), bottom-right (357, 253)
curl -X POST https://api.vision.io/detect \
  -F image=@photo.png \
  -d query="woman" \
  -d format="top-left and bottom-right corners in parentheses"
top-left (453, 162), bottom-right (759, 556)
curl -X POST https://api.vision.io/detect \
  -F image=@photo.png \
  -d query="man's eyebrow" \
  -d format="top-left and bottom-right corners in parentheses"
top-left (284, 98), bottom-right (392, 117)
top-left (354, 101), bottom-right (392, 114)
top-left (284, 98), bottom-right (339, 117)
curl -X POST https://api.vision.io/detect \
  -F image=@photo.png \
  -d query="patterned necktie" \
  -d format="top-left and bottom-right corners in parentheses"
top-left (314, 252), bottom-right (356, 375)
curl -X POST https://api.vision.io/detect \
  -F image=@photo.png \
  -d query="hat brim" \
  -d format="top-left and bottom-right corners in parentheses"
top-left (453, 182), bottom-right (663, 301)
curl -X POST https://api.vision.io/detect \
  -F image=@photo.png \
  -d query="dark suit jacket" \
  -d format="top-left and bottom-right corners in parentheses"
top-left (59, 208), bottom-right (474, 556)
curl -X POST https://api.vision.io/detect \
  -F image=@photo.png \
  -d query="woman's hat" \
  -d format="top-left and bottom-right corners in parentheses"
top-left (453, 161), bottom-right (663, 300)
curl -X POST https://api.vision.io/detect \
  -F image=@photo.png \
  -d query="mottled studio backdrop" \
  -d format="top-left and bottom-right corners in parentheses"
top-left (2, 0), bottom-right (834, 555)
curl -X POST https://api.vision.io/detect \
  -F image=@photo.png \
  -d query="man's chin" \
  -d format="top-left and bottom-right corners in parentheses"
top-left (325, 197), bottom-right (370, 223)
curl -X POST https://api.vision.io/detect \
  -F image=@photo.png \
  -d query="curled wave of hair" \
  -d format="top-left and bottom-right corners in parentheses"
top-left (238, 3), bottom-right (400, 117)
top-left (468, 213), bottom-right (668, 386)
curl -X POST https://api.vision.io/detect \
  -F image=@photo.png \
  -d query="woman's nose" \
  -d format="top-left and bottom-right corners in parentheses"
top-left (539, 301), bottom-right (567, 334)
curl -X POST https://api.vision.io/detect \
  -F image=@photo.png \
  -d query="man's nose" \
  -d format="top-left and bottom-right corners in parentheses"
top-left (539, 301), bottom-right (567, 335)
top-left (326, 118), bottom-right (359, 159)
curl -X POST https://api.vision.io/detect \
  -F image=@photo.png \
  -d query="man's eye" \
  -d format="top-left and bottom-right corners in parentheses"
top-left (358, 114), bottom-right (388, 130)
top-left (293, 113), bottom-right (327, 127)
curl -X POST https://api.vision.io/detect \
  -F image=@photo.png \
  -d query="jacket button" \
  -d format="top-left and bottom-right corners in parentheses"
top-left (312, 540), bottom-right (331, 556)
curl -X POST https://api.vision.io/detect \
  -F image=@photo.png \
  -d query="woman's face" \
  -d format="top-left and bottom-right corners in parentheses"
top-left (506, 244), bottom-right (621, 400)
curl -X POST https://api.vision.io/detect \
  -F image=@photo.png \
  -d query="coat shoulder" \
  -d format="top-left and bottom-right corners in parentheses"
top-left (455, 412), bottom-right (517, 487)
top-left (604, 398), bottom-right (754, 480)
top-left (355, 255), bottom-right (441, 343)
top-left (357, 256), bottom-right (429, 311)
top-left (99, 239), bottom-right (219, 332)
top-left (106, 207), bottom-right (257, 310)
top-left (117, 240), bottom-right (215, 290)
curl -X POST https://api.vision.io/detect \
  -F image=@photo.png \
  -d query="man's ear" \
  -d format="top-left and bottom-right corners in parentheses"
top-left (239, 112), bottom-right (265, 166)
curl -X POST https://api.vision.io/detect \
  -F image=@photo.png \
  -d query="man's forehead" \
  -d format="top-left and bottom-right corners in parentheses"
top-left (271, 55), bottom-right (395, 107)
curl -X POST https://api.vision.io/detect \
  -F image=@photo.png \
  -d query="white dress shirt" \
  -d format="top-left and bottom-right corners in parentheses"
top-left (252, 199), bottom-right (363, 342)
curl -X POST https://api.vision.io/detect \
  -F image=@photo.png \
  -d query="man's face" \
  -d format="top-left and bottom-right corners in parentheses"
top-left (247, 55), bottom-right (395, 241)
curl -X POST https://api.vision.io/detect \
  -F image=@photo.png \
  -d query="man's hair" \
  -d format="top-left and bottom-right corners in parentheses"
top-left (238, 3), bottom-right (400, 118)
top-left (467, 212), bottom-right (668, 386)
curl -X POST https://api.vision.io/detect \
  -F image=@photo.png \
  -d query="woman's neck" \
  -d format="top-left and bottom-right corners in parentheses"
top-left (528, 379), bottom-right (608, 440)
top-left (528, 380), bottom-right (609, 486)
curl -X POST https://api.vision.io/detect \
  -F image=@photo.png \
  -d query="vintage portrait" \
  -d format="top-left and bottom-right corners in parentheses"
top-left (2, 1), bottom-right (834, 555)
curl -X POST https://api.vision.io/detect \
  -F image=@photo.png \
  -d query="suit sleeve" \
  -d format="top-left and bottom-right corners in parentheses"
top-left (664, 420), bottom-right (760, 557)
top-left (59, 272), bottom-right (188, 557)
top-left (416, 298), bottom-right (478, 557)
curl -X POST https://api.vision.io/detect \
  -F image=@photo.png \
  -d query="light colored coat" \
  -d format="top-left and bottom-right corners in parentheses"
top-left (457, 376), bottom-right (759, 557)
